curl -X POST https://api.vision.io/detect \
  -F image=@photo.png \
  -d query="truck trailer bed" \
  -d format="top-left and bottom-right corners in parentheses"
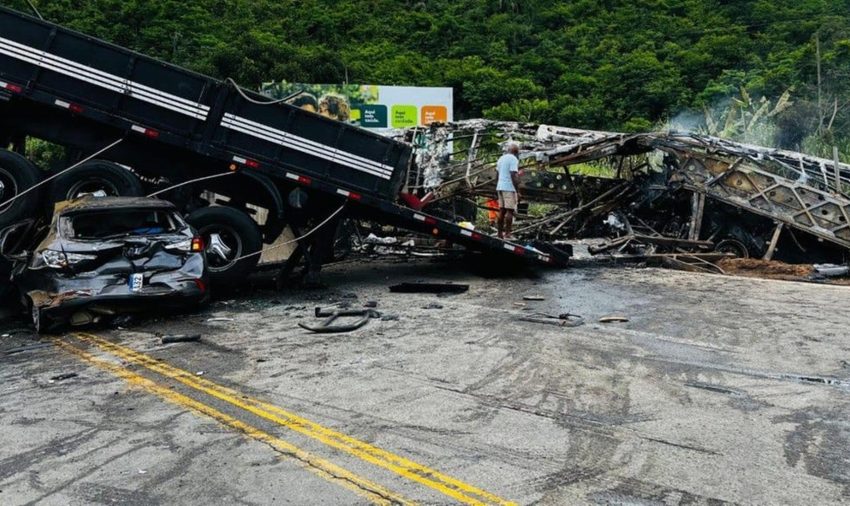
top-left (0, 6), bottom-right (568, 267)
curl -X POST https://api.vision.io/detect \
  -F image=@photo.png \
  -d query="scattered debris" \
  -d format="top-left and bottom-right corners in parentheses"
top-left (717, 258), bottom-right (814, 280)
top-left (1, 328), bottom-right (31, 338)
top-left (518, 312), bottom-right (584, 327)
top-left (400, 120), bottom-right (850, 273)
top-left (814, 264), bottom-right (850, 277)
top-left (364, 300), bottom-right (379, 308)
top-left (422, 302), bottom-right (444, 310)
top-left (380, 314), bottom-right (399, 321)
top-left (661, 255), bottom-right (726, 274)
top-left (599, 315), bottom-right (630, 323)
top-left (161, 334), bottom-right (202, 344)
top-left (684, 381), bottom-right (744, 397)
top-left (298, 307), bottom-right (380, 333)
top-left (110, 315), bottom-right (136, 328)
top-left (364, 233), bottom-right (397, 245)
top-left (389, 282), bottom-right (469, 294)
top-left (4, 342), bottom-right (51, 355)
top-left (49, 372), bottom-right (78, 382)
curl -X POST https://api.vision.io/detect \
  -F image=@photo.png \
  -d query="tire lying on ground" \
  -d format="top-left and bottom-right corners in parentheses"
top-left (0, 149), bottom-right (42, 227)
top-left (186, 206), bottom-right (263, 287)
top-left (48, 159), bottom-right (143, 204)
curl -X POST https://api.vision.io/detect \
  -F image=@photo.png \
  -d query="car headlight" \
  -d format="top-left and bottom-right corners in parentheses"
top-left (31, 250), bottom-right (97, 269)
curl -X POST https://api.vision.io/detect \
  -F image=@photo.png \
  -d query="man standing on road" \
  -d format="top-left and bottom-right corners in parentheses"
top-left (496, 142), bottom-right (521, 239)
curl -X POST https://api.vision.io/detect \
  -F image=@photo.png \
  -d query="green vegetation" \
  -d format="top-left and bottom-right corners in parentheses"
top-left (10, 0), bottom-right (850, 157)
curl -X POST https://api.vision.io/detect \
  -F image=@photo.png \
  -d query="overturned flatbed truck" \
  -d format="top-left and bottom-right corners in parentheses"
top-left (0, 7), bottom-right (566, 287)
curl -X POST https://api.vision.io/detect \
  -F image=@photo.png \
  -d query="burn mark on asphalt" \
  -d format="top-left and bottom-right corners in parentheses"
top-left (588, 476), bottom-right (734, 505)
top-left (776, 406), bottom-right (850, 496)
top-left (0, 428), bottom-right (100, 482)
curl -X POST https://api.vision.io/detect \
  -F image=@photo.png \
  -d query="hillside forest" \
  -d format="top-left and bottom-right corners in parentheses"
top-left (8, 0), bottom-right (850, 159)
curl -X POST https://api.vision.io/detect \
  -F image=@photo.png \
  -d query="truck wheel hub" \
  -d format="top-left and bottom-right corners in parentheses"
top-left (208, 233), bottom-right (234, 263)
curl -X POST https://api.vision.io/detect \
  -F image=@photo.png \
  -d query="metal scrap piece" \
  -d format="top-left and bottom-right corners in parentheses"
top-left (389, 282), bottom-right (469, 294)
top-left (299, 307), bottom-right (380, 333)
top-left (599, 315), bottom-right (629, 323)
top-left (518, 312), bottom-right (584, 327)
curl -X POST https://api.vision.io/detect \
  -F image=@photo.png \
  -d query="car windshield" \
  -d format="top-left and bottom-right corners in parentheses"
top-left (62, 209), bottom-right (182, 240)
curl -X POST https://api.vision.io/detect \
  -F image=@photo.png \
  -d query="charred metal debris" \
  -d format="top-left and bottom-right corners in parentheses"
top-left (393, 120), bottom-right (850, 268)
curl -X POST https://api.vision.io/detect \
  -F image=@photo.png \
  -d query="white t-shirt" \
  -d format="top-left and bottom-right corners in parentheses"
top-left (496, 154), bottom-right (519, 192)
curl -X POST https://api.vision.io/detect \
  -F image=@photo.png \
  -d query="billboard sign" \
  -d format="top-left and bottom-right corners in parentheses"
top-left (260, 82), bottom-right (453, 130)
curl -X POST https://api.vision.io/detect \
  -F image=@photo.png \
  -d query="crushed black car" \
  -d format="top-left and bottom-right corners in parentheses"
top-left (0, 197), bottom-right (209, 332)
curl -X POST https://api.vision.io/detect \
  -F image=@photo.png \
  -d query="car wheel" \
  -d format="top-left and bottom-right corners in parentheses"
top-left (186, 206), bottom-right (262, 287)
top-left (0, 149), bottom-right (42, 228)
top-left (48, 160), bottom-right (143, 205)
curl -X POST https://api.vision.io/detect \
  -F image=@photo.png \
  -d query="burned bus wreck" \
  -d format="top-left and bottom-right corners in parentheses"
top-left (400, 121), bottom-right (850, 266)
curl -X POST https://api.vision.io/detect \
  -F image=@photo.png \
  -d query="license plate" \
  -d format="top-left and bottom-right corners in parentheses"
top-left (129, 273), bottom-right (144, 293)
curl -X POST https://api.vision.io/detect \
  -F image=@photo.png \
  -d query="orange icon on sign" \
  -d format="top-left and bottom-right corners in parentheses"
top-left (421, 105), bottom-right (447, 125)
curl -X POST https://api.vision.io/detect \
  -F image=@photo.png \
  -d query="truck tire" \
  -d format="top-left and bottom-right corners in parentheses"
top-left (48, 160), bottom-right (143, 204)
top-left (186, 206), bottom-right (262, 287)
top-left (715, 238), bottom-right (751, 258)
top-left (0, 150), bottom-right (41, 227)
top-left (327, 219), bottom-right (356, 263)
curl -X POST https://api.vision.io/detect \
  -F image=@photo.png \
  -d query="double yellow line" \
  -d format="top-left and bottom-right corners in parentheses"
top-left (58, 333), bottom-right (515, 506)
top-left (54, 338), bottom-right (404, 504)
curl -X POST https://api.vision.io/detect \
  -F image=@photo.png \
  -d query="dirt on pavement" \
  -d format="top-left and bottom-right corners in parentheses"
top-left (1, 258), bottom-right (849, 505)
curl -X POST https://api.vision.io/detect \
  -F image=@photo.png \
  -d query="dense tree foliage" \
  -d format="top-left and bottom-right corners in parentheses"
top-left (8, 0), bottom-right (850, 156)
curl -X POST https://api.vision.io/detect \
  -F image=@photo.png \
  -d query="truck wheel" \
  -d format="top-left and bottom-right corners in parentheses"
top-left (0, 150), bottom-right (41, 227)
top-left (715, 238), bottom-right (749, 258)
top-left (326, 219), bottom-right (351, 263)
top-left (48, 160), bottom-right (143, 203)
top-left (186, 207), bottom-right (262, 287)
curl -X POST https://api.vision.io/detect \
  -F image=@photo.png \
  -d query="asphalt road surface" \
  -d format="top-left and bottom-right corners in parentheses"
top-left (1, 259), bottom-right (849, 505)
